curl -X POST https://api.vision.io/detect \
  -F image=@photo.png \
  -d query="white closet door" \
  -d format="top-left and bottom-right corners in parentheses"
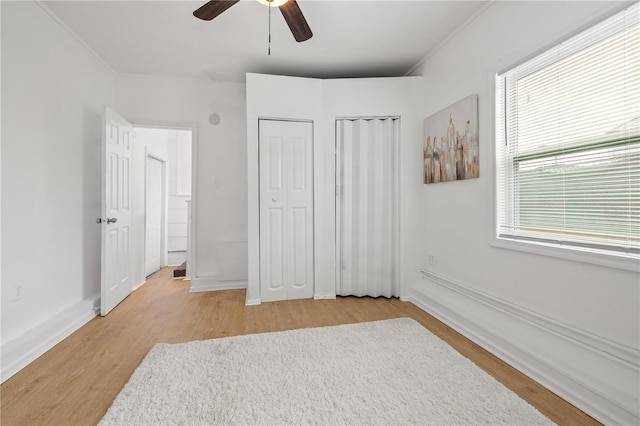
top-left (259, 120), bottom-right (314, 302)
top-left (337, 118), bottom-right (399, 298)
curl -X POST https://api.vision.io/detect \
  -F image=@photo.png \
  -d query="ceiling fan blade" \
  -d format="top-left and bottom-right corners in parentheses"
top-left (193, 1), bottom-right (240, 21)
top-left (279, 0), bottom-right (313, 42)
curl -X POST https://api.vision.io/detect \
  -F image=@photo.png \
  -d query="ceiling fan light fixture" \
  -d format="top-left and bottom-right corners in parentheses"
top-left (193, 0), bottom-right (311, 43)
top-left (257, 0), bottom-right (288, 7)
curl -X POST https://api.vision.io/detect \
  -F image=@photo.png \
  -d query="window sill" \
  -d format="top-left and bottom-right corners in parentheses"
top-left (491, 237), bottom-right (640, 273)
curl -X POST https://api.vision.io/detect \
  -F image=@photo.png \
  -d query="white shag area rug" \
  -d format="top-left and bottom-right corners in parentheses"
top-left (100, 318), bottom-right (554, 425)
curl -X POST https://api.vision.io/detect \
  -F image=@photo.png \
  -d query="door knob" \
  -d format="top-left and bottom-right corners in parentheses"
top-left (96, 217), bottom-right (118, 224)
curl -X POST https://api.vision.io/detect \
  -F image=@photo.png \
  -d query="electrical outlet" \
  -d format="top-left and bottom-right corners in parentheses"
top-left (13, 283), bottom-right (23, 301)
top-left (428, 253), bottom-right (436, 266)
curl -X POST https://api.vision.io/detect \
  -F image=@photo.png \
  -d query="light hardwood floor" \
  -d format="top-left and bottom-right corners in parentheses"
top-left (1, 267), bottom-right (600, 426)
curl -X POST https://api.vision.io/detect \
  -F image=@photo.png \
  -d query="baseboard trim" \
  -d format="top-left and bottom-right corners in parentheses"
top-left (1, 297), bottom-right (99, 383)
top-left (132, 280), bottom-right (146, 291)
top-left (189, 276), bottom-right (247, 293)
top-left (410, 270), bottom-right (640, 425)
top-left (420, 269), bottom-right (638, 367)
top-left (313, 293), bottom-right (337, 300)
top-left (245, 298), bottom-right (262, 306)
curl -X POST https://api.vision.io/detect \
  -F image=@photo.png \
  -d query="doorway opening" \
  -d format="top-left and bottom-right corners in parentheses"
top-left (133, 126), bottom-right (193, 286)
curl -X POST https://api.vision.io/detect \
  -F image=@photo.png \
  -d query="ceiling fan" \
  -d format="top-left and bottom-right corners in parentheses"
top-left (193, 0), bottom-right (313, 43)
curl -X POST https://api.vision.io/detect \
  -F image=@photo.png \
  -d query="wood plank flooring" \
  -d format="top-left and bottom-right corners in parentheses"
top-left (1, 267), bottom-right (600, 425)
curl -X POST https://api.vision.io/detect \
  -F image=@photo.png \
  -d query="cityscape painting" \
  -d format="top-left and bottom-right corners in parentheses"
top-left (423, 94), bottom-right (479, 184)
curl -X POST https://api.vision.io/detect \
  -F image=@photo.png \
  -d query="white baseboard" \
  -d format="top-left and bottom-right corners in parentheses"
top-left (245, 293), bottom-right (335, 305)
top-left (313, 293), bottom-right (337, 300)
top-left (189, 276), bottom-right (247, 293)
top-left (1, 297), bottom-right (99, 383)
top-left (409, 269), bottom-right (639, 425)
top-left (132, 280), bottom-right (146, 291)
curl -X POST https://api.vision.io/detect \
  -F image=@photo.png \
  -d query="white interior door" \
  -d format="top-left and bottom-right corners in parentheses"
top-left (336, 117), bottom-right (399, 298)
top-left (100, 106), bottom-right (133, 316)
top-left (259, 120), bottom-right (314, 302)
top-left (145, 155), bottom-right (163, 277)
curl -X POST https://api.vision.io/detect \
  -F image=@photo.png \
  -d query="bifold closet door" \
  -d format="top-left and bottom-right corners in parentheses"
top-left (336, 118), bottom-right (399, 298)
top-left (259, 120), bottom-right (314, 302)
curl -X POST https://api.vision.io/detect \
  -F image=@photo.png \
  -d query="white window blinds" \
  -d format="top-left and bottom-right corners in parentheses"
top-left (496, 4), bottom-right (640, 257)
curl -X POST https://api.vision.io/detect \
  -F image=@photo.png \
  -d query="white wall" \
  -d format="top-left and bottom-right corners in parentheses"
top-left (409, 2), bottom-right (639, 424)
top-left (246, 74), bottom-right (323, 304)
top-left (0, 1), bottom-right (3, 376)
top-left (1, 1), bottom-right (116, 380)
top-left (246, 73), bottom-right (422, 304)
top-left (322, 78), bottom-right (423, 301)
top-left (115, 75), bottom-right (247, 291)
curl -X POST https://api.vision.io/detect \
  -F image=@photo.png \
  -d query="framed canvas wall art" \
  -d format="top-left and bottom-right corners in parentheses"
top-left (423, 94), bottom-right (479, 184)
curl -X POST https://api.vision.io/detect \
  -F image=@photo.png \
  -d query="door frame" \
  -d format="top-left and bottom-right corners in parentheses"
top-left (144, 150), bottom-right (167, 277)
top-left (334, 116), bottom-right (401, 296)
top-left (133, 122), bottom-right (198, 285)
top-left (257, 118), bottom-right (315, 302)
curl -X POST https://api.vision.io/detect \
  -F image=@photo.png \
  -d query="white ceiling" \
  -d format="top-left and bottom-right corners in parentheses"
top-left (45, 0), bottom-right (488, 83)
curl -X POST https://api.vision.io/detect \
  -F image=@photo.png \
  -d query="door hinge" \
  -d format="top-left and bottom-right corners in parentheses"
top-left (335, 184), bottom-right (340, 196)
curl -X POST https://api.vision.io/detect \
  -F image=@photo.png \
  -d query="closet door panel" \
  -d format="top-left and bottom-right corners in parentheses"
top-left (259, 120), bottom-right (314, 302)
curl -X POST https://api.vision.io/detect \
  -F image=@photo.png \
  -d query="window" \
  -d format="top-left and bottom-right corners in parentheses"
top-left (495, 4), bottom-right (639, 262)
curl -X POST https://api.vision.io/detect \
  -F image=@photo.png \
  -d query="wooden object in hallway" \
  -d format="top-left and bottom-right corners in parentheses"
top-left (0, 267), bottom-right (600, 425)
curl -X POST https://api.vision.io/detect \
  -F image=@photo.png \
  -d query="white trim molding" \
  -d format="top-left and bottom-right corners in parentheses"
top-left (132, 280), bottom-right (147, 291)
top-left (245, 293), bottom-right (336, 306)
top-left (189, 276), bottom-right (247, 293)
top-left (35, 1), bottom-right (117, 78)
top-left (408, 269), bottom-right (640, 425)
top-left (313, 293), bottom-right (337, 300)
top-left (1, 297), bottom-right (100, 383)
top-left (405, 1), bottom-right (496, 77)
